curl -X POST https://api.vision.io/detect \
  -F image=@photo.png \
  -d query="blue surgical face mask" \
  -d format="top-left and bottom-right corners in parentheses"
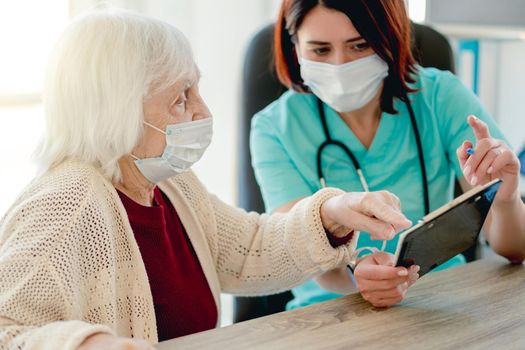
top-left (132, 117), bottom-right (213, 183)
top-left (299, 54), bottom-right (389, 112)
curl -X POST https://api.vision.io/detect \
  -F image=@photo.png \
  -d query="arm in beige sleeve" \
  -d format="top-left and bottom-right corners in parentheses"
top-left (210, 188), bottom-right (359, 296)
top-left (0, 250), bottom-right (113, 350)
top-left (274, 198), bottom-right (357, 295)
top-left (0, 194), bottom-right (114, 350)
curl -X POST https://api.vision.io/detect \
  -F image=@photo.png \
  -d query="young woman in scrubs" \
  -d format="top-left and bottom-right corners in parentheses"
top-left (250, 0), bottom-right (525, 309)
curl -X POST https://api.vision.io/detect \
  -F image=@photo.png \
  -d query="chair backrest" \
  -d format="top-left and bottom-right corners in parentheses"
top-left (234, 22), bottom-right (456, 323)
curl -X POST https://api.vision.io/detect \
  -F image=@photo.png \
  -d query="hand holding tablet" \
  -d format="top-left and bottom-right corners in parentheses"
top-left (394, 179), bottom-right (501, 276)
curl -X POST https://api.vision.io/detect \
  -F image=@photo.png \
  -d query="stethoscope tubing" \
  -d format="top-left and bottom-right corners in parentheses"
top-left (315, 96), bottom-right (430, 215)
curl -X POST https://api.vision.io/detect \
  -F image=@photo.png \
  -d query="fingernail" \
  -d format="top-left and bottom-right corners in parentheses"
top-left (470, 176), bottom-right (477, 186)
top-left (398, 269), bottom-right (408, 276)
top-left (487, 166), bottom-right (493, 174)
top-left (463, 165), bottom-right (471, 177)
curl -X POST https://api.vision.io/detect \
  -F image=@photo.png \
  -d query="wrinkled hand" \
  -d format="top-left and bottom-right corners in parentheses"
top-left (320, 191), bottom-right (412, 240)
top-left (77, 333), bottom-right (155, 350)
top-left (457, 115), bottom-right (520, 203)
top-left (354, 252), bottom-right (419, 308)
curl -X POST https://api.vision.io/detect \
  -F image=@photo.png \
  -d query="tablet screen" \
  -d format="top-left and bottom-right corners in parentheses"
top-left (396, 180), bottom-right (501, 276)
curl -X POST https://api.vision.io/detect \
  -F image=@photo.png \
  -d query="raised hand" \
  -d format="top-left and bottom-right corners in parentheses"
top-left (456, 115), bottom-right (520, 202)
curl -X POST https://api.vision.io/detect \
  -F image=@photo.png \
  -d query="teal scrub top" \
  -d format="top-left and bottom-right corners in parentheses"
top-left (250, 67), bottom-right (507, 310)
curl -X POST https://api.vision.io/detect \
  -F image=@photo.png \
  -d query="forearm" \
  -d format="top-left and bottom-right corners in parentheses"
top-left (214, 189), bottom-right (356, 295)
top-left (484, 194), bottom-right (525, 262)
top-left (314, 266), bottom-right (357, 294)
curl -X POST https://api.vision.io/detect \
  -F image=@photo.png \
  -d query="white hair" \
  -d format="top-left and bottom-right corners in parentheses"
top-left (36, 8), bottom-right (197, 182)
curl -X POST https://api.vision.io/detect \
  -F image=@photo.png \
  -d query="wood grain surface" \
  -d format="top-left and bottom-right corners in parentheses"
top-left (157, 258), bottom-right (525, 350)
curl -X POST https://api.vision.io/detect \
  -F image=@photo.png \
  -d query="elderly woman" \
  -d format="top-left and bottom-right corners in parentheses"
top-left (0, 10), bottom-right (415, 350)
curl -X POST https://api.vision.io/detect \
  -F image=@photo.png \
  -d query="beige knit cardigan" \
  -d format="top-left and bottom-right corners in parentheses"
top-left (0, 160), bottom-right (358, 350)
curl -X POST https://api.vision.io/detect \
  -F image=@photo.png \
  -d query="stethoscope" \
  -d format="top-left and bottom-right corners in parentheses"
top-left (315, 96), bottom-right (430, 216)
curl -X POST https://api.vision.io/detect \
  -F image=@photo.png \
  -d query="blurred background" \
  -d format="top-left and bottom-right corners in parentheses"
top-left (0, 0), bottom-right (524, 326)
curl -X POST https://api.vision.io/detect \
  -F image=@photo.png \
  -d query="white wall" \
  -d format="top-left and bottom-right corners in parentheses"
top-left (0, 1), bottom-right (68, 216)
top-left (462, 40), bottom-right (525, 151)
top-left (495, 41), bottom-right (525, 151)
top-left (477, 41), bottom-right (500, 120)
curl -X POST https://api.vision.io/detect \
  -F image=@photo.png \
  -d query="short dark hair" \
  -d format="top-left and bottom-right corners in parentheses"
top-left (274, 0), bottom-right (417, 114)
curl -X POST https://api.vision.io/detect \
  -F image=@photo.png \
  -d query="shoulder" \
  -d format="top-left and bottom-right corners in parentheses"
top-left (0, 160), bottom-right (118, 255)
top-left (251, 90), bottom-right (317, 133)
top-left (409, 66), bottom-right (480, 122)
top-left (1, 160), bottom-right (114, 233)
top-left (411, 66), bottom-right (462, 96)
top-left (35, 160), bottom-right (113, 204)
top-left (412, 66), bottom-right (488, 117)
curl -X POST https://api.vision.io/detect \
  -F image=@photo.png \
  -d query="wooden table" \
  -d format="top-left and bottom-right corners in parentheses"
top-left (158, 258), bottom-right (525, 350)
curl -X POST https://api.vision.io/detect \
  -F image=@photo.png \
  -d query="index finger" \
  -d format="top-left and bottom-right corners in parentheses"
top-left (468, 115), bottom-right (491, 141)
top-left (365, 201), bottom-right (412, 231)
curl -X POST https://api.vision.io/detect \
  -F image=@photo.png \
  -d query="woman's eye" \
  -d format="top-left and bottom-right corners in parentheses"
top-left (173, 92), bottom-right (188, 107)
top-left (312, 47), bottom-right (330, 56)
top-left (351, 42), bottom-right (371, 52)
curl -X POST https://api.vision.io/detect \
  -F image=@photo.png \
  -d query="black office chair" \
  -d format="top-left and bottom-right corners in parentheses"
top-left (235, 22), bottom-right (457, 323)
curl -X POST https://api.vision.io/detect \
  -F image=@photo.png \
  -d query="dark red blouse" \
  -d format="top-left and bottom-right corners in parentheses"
top-left (117, 187), bottom-right (217, 341)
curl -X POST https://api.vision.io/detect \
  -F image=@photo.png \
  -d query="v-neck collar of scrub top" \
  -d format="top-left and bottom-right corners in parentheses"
top-left (323, 103), bottom-right (399, 164)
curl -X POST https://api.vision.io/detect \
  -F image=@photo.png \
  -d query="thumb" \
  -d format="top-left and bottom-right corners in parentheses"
top-left (371, 252), bottom-right (396, 267)
top-left (456, 140), bottom-right (473, 168)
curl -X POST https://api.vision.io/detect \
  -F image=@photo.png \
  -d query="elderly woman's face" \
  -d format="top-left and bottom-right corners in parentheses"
top-left (133, 78), bottom-right (211, 158)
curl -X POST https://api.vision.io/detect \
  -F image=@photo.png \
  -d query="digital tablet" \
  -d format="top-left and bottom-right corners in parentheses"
top-left (394, 178), bottom-right (501, 276)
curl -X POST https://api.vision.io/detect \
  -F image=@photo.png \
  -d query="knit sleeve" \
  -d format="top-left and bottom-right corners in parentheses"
top-left (0, 186), bottom-right (114, 349)
top-left (209, 188), bottom-right (359, 296)
top-left (0, 319), bottom-right (113, 350)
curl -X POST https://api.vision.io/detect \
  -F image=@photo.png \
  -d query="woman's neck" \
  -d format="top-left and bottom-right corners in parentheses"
top-left (115, 156), bottom-right (156, 206)
top-left (337, 92), bottom-right (382, 149)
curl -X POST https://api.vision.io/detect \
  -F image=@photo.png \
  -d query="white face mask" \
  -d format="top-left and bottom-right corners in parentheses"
top-left (299, 54), bottom-right (389, 112)
top-left (132, 117), bottom-right (213, 183)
